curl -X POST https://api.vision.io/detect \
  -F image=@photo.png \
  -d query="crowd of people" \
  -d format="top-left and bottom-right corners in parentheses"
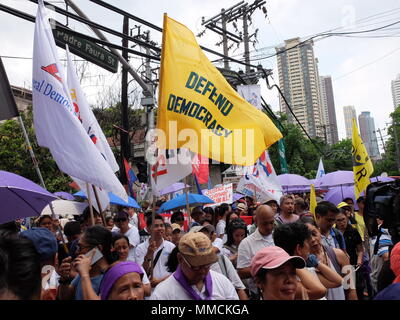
top-left (0, 192), bottom-right (399, 300)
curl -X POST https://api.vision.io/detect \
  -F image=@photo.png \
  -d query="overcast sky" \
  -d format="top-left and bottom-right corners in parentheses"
top-left (1, 0), bottom-right (400, 149)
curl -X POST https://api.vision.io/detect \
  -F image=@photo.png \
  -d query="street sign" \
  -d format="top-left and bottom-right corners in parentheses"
top-left (53, 28), bottom-right (119, 73)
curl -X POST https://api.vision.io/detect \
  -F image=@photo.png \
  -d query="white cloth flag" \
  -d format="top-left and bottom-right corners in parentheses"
top-left (315, 157), bottom-right (325, 180)
top-left (150, 148), bottom-right (192, 196)
top-left (32, 0), bottom-right (127, 201)
top-left (236, 151), bottom-right (283, 203)
top-left (66, 46), bottom-right (116, 211)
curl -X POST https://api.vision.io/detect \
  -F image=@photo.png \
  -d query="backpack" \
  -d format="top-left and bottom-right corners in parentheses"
top-left (331, 227), bottom-right (346, 251)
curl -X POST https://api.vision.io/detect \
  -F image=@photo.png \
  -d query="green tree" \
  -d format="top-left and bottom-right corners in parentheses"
top-left (0, 106), bottom-right (72, 192)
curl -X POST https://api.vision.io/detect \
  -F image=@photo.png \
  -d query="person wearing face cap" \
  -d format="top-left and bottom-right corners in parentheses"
top-left (99, 261), bottom-right (145, 300)
top-left (150, 232), bottom-right (238, 300)
top-left (251, 246), bottom-right (306, 300)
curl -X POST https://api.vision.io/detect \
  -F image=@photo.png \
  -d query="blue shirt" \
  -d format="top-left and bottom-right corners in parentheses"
top-left (71, 274), bottom-right (104, 300)
top-left (374, 283), bottom-right (400, 300)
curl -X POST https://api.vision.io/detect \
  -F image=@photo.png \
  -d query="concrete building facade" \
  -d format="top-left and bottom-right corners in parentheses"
top-left (319, 76), bottom-right (339, 145)
top-left (276, 37), bottom-right (323, 139)
top-left (392, 74), bottom-right (400, 109)
top-left (358, 111), bottom-right (380, 160)
top-left (343, 105), bottom-right (357, 139)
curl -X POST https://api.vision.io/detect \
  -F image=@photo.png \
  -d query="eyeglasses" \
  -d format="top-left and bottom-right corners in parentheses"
top-left (181, 254), bottom-right (213, 271)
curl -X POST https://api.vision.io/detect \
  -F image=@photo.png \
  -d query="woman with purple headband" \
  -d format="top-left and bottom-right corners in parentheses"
top-left (100, 261), bottom-right (145, 300)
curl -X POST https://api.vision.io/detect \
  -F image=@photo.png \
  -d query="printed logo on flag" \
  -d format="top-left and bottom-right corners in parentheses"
top-left (41, 63), bottom-right (62, 82)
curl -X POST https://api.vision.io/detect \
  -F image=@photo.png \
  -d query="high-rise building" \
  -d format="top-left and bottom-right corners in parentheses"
top-left (358, 111), bottom-right (380, 160)
top-left (276, 37), bottom-right (323, 138)
top-left (343, 106), bottom-right (357, 139)
top-left (319, 76), bottom-right (339, 145)
top-left (392, 74), bottom-right (400, 109)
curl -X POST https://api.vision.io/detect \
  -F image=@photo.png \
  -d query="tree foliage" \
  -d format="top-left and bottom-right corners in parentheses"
top-left (268, 114), bottom-right (353, 177)
top-left (0, 106), bottom-right (72, 192)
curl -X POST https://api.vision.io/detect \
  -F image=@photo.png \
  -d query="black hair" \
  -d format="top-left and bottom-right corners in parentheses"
top-left (273, 222), bottom-right (312, 255)
top-left (171, 211), bottom-right (184, 224)
top-left (80, 206), bottom-right (100, 224)
top-left (105, 216), bottom-right (113, 224)
top-left (165, 223), bottom-right (172, 229)
top-left (63, 221), bottom-right (81, 238)
top-left (146, 214), bottom-right (164, 228)
top-left (356, 196), bottom-right (365, 204)
top-left (111, 233), bottom-right (130, 247)
top-left (315, 201), bottom-right (339, 217)
top-left (299, 216), bottom-right (318, 228)
top-left (166, 246), bottom-right (179, 273)
top-left (343, 198), bottom-right (354, 204)
top-left (0, 221), bottom-right (20, 238)
top-left (216, 203), bottom-right (230, 218)
top-left (83, 225), bottom-right (114, 264)
top-left (255, 268), bottom-right (269, 285)
top-left (191, 206), bottom-right (203, 217)
top-left (203, 207), bottom-right (216, 226)
top-left (38, 215), bottom-right (52, 226)
top-left (225, 219), bottom-right (248, 247)
top-left (155, 200), bottom-right (165, 208)
top-left (0, 236), bottom-right (41, 300)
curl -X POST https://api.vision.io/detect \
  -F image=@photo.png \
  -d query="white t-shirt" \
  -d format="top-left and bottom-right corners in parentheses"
top-left (212, 238), bottom-right (224, 254)
top-left (135, 239), bottom-right (175, 280)
top-left (237, 228), bottom-right (274, 294)
top-left (216, 220), bottom-right (226, 238)
top-left (211, 255), bottom-right (245, 290)
top-left (150, 270), bottom-right (239, 300)
top-left (129, 213), bottom-right (139, 229)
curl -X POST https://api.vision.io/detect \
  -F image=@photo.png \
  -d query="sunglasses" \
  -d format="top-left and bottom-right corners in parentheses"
top-left (181, 254), bottom-right (213, 271)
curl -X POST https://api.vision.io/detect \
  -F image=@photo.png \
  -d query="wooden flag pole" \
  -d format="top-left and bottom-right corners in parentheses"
top-left (185, 176), bottom-right (191, 228)
top-left (92, 185), bottom-right (106, 227)
top-left (86, 182), bottom-right (95, 226)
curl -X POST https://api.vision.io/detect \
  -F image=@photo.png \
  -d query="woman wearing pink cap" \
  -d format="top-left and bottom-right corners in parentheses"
top-left (251, 246), bottom-right (306, 300)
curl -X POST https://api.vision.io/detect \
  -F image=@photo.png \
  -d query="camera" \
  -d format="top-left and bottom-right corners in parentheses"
top-left (364, 179), bottom-right (400, 245)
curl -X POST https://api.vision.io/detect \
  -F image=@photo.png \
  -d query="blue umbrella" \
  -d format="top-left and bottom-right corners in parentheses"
top-left (157, 193), bottom-right (215, 213)
top-left (73, 191), bottom-right (140, 209)
top-left (54, 191), bottom-right (75, 201)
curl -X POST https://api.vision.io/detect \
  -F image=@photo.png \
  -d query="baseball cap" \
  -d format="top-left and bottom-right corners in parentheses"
top-left (251, 246), bottom-right (306, 277)
top-left (171, 223), bottom-right (182, 233)
top-left (179, 232), bottom-right (218, 267)
top-left (337, 202), bottom-right (351, 209)
top-left (20, 227), bottom-right (58, 262)
top-left (190, 224), bottom-right (215, 234)
top-left (237, 203), bottom-right (246, 211)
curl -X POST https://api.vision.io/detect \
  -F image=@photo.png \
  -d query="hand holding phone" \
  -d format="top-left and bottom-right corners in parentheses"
top-left (85, 248), bottom-right (103, 266)
top-left (74, 248), bottom-right (103, 277)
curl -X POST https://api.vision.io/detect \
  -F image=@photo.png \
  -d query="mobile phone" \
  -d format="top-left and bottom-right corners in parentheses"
top-left (85, 248), bottom-right (103, 266)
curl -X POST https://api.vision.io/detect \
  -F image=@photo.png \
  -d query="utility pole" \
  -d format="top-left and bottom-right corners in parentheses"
top-left (221, 9), bottom-right (229, 70)
top-left (242, 9), bottom-right (250, 73)
top-left (120, 15), bottom-right (130, 184)
top-left (375, 128), bottom-right (387, 154)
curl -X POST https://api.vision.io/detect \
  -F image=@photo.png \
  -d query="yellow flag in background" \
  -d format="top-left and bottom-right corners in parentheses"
top-left (156, 15), bottom-right (282, 166)
top-left (310, 184), bottom-right (317, 221)
top-left (352, 118), bottom-right (374, 199)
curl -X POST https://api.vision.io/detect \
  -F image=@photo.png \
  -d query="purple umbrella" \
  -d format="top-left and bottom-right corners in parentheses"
top-left (233, 193), bottom-right (245, 202)
top-left (370, 176), bottom-right (395, 183)
top-left (277, 174), bottom-right (311, 192)
top-left (323, 185), bottom-right (364, 210)
top-left (0, 170), bottom-right (57, 224)
top-left (315, 170), bottom-right (354, 189)
top-left (159, 183), bottom-right (190, 196)
top-left (54, 191), bottom-right (75, 201)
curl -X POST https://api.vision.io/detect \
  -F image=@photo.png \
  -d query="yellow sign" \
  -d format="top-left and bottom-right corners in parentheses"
top-left (156, 15), bottom-right (282, 166)
top-left (310, 184), bottom-right (317, 221)
top-left (352, 118), bottom-right (374, 198)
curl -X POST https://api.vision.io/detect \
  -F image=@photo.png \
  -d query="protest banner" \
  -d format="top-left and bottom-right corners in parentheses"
top-left (203, 183), bottom-right (233, 207)
top-left (156, 14), bottom-right (282, 166)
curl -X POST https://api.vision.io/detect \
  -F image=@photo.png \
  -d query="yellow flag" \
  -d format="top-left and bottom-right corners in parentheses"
top-left (156, 15), bottom-right (282, 166)
top-left (310, 184), bottom-right (317, 220)
top-left (352, 118), bottom-right (374, 198)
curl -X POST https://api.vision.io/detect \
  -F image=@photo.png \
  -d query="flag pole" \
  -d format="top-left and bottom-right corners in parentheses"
top-left (92, 185), bottom-right (106, 227)
top-left (185, 176), bottom-right (191, 228)
top-left (86, 182), bottom-right (95, 226)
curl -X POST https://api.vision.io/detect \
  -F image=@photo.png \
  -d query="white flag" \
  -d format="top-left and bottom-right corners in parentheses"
top-left (32, 0), bottom-right (127, 201)
top-left (236, 151), bottom-right (283, 202)
top-left (315, 157), bottom-right (325, 180)
top-left (150, 148), bottom-right (192, 196)
top-left (66, 46), bottom-right (117, 211)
